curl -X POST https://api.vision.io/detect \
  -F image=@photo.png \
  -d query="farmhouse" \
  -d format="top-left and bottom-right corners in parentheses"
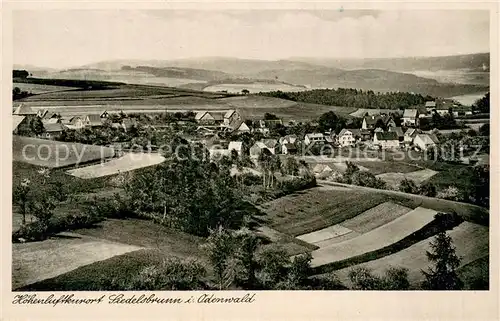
top-left (404, 128), bottom-right (420, 145)
top-left (13, 104), bottom-right (37, 116)
top-left (338, 128), bottom-right (360, 147)
top-left (224, 110), bottom-right (242, 126)
top-left (313, 164), bottom-right (334, 177)
top-left (281, 143), bottom-right (297, 155)
top-left (67, 116), bottom-right (87, 129)
top-left (304, 133), bottom-right (325, 146)
top-left (374, 127), bottom-right (384, 133)
top-left (100, 110), bottom-right (110, 119)
top-left (195, 111), bottom-right (224, 125)
top-left (414, 134), bottom-right (439, 151)
top-left (402, 109), bottom-right (419, 127)
top-left (41, 122), bottom-right (66, 140)
top-left (228, 141), bottom-right (243, 156)
top-left (87, 114), bottom-right (104, 127)
top-left (12, 115), bottom-right (27, 134)
top-left (234, 121), bottom-right (251, 132)
top-left (373, 132), bottom-right (399, 149)
top-left (262, 139), bottom-right (279, 154)
top-left (279, 134), bottom-right (298, 145)
top-left (388, 126), bottom-right (404, 141)
top-left (249, 141), bottom-right (270, 159)
top-left (361, 114), bottom-right (396, 130)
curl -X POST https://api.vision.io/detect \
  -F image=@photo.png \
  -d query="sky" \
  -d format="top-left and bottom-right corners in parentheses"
top-left (13, 9), bottom-right (490, 68)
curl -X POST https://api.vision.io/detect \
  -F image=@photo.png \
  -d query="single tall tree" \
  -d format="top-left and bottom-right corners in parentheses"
top-left (422, 231), bottom-right (463, 290)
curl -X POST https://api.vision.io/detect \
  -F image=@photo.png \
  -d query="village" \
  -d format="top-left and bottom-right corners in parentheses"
top-left (12, 97), bottom-right (480, 170)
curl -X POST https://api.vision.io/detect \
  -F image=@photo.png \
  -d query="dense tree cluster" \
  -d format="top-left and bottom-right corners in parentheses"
top-left (472, 92), bottom-right (489, 114)
top-left (259, 88), bottom-right (434, 110)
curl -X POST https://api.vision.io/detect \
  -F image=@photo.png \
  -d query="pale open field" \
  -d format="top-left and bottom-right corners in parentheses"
top-left (334, 222), bottom-right (489, 286)
top-left (341, 201), bottom-right (413, 234)
top-left (12, 233), bottom-right (142, 289)
top-left (297, 225), bottom-right (354, 244)
top-left (13, 136), bottom-right (115, 168)
top-left (310, 207), bottom-right (438, 267)
top-left (14, 82), bottom-right (80, 94)
top-left (67, 153), bottom-right (165, 178)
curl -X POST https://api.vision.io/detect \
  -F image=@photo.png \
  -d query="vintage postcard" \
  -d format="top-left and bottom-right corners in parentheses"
top-left (1, 1), bottom-right (498, 320)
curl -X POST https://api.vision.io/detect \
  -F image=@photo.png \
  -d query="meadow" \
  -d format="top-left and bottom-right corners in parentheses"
top-left (203, 82), bottom-right (307, 94)
top-left (13, 136), bottom-right (115, 168)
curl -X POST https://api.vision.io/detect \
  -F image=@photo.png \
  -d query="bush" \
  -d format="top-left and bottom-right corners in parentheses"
top-left (127, 258), bottom-right (207, 290)
top-left (399, 178), bottom-right (419, 194)
top-left (12, 221), bottom-right (49, 242)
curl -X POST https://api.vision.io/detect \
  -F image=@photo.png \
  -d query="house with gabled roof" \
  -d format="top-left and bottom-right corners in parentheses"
top-left (388, 126), bottom-right (404, 141)
top-left (41, 122), bottom-right (66, 140)
top-left (373, 132), bottom-right (399, 149)
top-left (195, 111), bottom-right (224, 125)
top-left (402, 109), bottom-right (419, 127)
top-left (404, 128), bottom-right (421, 145)
top-left (414, 134), bottom-right (439, 151)
top-left (13, 104), bottom-right (37, 116)
top-left (228, 141), bottom-right (243, 156)
top-left (338, 128), bottom-right (360, 147)
top-left (12, 115), bottom-right (27, 134)
top-left (304, 133), bottom-right (325, 146)
top-left (87, 114), bottom-right (104, 127)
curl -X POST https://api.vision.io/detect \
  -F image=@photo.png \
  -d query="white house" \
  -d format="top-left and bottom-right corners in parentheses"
top-left (279, 134), bottom-right (298, 145)
top-left (373, 132), bottom-right (399, 149)
top-left (337, 129), bottom-right (359, 147)
top-left (414, 134), bottom-right (439, 151)
top-left (402, 109), bottom-right (419, 127)
top-left (235, 121), bottom-right (251, 133)
top-left (404, 128), bottom-right (420, 145)
top-left (41, 122), bottom-right (66, 140)
top-left (304, 133), bottom-right (325, 146)
top-left (425, 101), bottom-right (437, 113)
top-left (228, 141), bottom-right (243, 156)
top-left (249, 141), bottom-right (270, 159)
top-left (195, 111), bottom-right (223, 124)
top-left (12, 115), bottom-right (26, 134)
top-left (313, 163), bottom-right (333, 177)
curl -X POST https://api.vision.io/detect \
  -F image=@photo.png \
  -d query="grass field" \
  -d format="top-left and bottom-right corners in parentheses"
top-left (13, 136), bottom-right (115, 168)
top-left (296, 225), bottom-right (354, 244)
top-left (310, 207), bottom-right (438, 267)
top-left (260, 187), bottom-right (421, 236)
top-left (341, 202), bottom-right (413, 234)
top-left (12, 233), bottom-right (142, 289)
top-left (67, 153), bottom-right (165, 178)
top-left (333, 222), bottom-right (489, 287)
top-left (13, 82), bottom-right (80, 94)
top-left (354, 161), bottom-right (422, 175)
top-left (377, 169), bottom-right (439, 188)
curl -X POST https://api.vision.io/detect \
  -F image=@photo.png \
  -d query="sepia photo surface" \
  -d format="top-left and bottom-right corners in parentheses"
top-left (2, 2), bottom-right (498, 320)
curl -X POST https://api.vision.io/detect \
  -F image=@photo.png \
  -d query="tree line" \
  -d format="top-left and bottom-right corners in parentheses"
top-left (259, 88), bottom-right (435, 110)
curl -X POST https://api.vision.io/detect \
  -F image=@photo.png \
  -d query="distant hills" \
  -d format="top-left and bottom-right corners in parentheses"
top-left (289, 53), bottom-right (490, 72)
top-left (19, 53), bottom-right (489, 97)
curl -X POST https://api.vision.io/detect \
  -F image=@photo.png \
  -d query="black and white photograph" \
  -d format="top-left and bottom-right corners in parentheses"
top-left (7, 6), bottom-right (493, 297)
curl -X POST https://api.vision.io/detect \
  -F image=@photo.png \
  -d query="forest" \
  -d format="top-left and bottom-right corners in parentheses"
top-left (259, 88), bottom-right (435, 110)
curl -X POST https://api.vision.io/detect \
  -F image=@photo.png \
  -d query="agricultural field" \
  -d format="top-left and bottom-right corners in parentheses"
top-left (13, 218), bottom-right (207, 291)
top-left (12, 232), bottom-right (142, 289)
top-left (376, 169), bottom-right (439, 188)
top-left (13, 82), bottom-right (80, 94)
top-left (203, 82), bottom-right (307, 94)
top-left (333, 222), bottom-right (489, 287)
top-left (67, 153), bottom-right (166, 178)
top-left (13, 136), bottom-right (115, 168)
top-left (354, 161), bottom-right (422, 175)
top-left (259, 186), bottom-right (421, 237)
top-left (309, 207), bottom-right (438, 267)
